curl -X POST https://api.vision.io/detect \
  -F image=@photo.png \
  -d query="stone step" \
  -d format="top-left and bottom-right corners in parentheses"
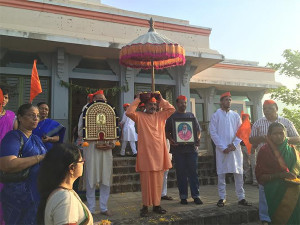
top-left (111, 174), bottom-right (235, 194)
top-left (110, 204), bottom-right (259, 225)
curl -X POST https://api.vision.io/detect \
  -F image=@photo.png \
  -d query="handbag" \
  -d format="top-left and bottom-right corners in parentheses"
top-left (0, 131), bottom-right (30, 183)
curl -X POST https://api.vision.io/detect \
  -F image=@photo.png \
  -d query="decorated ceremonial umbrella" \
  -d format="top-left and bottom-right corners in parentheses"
top-left (120, 18), bottom-right (186, 92)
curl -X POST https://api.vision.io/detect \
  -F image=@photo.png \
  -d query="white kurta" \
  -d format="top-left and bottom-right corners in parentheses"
top-left (78, 113), bottom-right (113, 188)
top-left (120, 111), bottom-right (138, 141)
top-left (209, 109), bottom-right (243, 175)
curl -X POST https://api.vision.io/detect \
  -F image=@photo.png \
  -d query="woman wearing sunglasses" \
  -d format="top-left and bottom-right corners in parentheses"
top-left (37, 144), bottom-right (92, 225)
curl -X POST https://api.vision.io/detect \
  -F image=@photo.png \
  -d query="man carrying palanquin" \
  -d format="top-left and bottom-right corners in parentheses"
top-left (250, 99), bottom-right (299, 225)
top-left (209, 92), bottom-right (252, 207)
top-left (78, 89), bottom-right (115, 216)
top-left (126, 93), bottom-right (175, 217)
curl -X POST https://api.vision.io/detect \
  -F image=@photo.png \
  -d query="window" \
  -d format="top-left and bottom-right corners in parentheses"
top-left (0, 75), bottom-right (50, 113)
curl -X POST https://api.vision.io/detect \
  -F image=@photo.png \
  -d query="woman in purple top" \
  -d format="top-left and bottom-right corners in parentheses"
top-left (0, 87), bottom-right (17, 225)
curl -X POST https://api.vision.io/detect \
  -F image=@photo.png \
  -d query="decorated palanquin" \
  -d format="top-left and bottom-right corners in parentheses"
top-left (82, 100), bottom-right (119, 142)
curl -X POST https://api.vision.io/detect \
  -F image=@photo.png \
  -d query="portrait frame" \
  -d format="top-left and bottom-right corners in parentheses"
top-left (172, 118), bottom-right (197, 145)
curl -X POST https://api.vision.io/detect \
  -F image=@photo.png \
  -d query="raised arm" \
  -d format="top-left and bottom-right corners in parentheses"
top-left (158, 98), bottom-right (175, 120)
top-left (126, 98), bottom-right (141, 122)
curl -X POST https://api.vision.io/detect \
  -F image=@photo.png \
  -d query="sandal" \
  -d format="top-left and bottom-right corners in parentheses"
top-left (140, 206), bottom-right (149, 217)
top-left (153, 205), bottom-right (167, 214)
top-left (161, 195), bottom-right (173, 200)
top-left (238, 199), bottom-right (252, 206)
top-left (217, 199), bottom-right (226, 207)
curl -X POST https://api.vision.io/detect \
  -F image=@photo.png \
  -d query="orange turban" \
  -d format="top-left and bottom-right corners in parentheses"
top-left (139, 103), bottom-right (145, 108)
top-left (123, 103), bottom-right (130, 107)
top-left (263, 100), bottom-right (276, 105)
top-left (220, 92), bottom-right (231, 100)
top-left (93, 89), bottom-right (104, 96)
top-left (149, 97), bottom-right (157, 103)
top-left (177, 95), bottom-right (187, 101)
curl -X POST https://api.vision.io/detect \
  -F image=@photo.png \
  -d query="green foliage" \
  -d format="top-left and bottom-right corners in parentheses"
top-left (281, 108), bottom-right (300, 134)
top-left (267, 49), bottom-right (300, 79)
top-left (267, 49), bottom-right (300, 133)
top-left (269, 83), bottom-right (300, 106)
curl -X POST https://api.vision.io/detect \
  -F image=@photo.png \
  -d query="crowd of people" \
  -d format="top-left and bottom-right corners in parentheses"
top-left (0, 86), bottom-right (299, 225)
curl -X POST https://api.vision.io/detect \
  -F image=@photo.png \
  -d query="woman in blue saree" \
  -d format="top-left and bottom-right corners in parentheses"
top-left (33, 102), bottom-right (65, 150)
top-left (0, 104), bottom-right (47, 225)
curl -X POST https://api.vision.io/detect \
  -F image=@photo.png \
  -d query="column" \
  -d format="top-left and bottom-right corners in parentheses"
top-left (247, 90), bottom-right (265, 121)
top-left (168, 61), bottom-right (196, 112)
top-left (51, 48), bottom-right (69, 139)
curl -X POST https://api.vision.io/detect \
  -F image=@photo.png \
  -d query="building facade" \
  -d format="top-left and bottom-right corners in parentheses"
top-left (0, 0), bottom-right (280, 152)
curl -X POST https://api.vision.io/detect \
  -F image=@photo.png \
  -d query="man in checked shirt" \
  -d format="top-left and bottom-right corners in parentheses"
top-left (250, 99), bottom-right (300, 225)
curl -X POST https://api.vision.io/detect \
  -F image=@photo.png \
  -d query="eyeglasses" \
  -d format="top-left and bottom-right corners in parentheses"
top-left (25, 113), bottom-right (40, 119)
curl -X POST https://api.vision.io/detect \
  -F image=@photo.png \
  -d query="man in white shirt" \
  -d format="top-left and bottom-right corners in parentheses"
top-left (250, 99), bottom-right (299, 225)
top-left (209, 92), bottom-right (251, 207)
top-left (119, 103), bottom-right (138, 157)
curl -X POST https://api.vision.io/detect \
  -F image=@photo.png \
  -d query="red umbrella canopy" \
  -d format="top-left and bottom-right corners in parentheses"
top-left (119, 18), bottom-right (186, 70)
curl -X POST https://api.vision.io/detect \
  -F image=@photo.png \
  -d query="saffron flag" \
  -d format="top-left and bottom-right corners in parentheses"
top-left (30, 59), bottom-right (42, 103)
top-left (236, 111), bottom-right (252, 154)
top-left (0, 88), bottom-right (3, 113)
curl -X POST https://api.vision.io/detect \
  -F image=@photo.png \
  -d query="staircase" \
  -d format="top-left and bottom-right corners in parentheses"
top-left (111, 153), bottom-right (222, 194)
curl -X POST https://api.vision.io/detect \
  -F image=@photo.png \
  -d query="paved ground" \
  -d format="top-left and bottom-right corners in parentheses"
top-left (89, 183), bottom-right (260, 224)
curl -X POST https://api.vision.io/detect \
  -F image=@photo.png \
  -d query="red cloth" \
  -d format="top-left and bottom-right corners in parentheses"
top-left (220, 91), bottom-right (231, 99)
top-left (93, 89), bottom-right (104, 96)
top-left (139, 103), bottom-right (145, 108)
top-left (177, 95), bottom-right (187, 101)
top-left (149, 97), bottom-right (157, 103)
top-left (0, 88), bottom-right (3, 112)
top-left (236, 112), bottom-right (252, 154)
top-left (30, 59), bottom-right (42, 103)
top-left (263, 99), bottom-right (276, 105)
top-left (255, 144), bottom-right (287, 184)
top-left (88, 94), bottom-right (93, 103)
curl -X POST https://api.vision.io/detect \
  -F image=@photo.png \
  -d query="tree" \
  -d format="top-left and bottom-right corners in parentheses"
top-left (267, 49), bottom-right (300, 133)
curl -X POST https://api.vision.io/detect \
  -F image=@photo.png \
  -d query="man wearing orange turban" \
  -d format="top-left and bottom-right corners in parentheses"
top-left (250, 99), bottom-right (299, 224)
top-left (126, 93), bottom-right (175, 217)
top-left (77, 89), bottom-right (113, 216)
top-left (210, 91), bottom-right (252, 207)
top-left (165, 95), bottom-right (203, 205)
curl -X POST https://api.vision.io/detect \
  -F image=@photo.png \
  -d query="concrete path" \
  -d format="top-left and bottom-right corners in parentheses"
top-left (90, 183), bottom-right (260, 224)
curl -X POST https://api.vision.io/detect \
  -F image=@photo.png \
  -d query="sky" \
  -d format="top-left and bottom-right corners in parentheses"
top-left (102, 0), bottom-right (300, 89)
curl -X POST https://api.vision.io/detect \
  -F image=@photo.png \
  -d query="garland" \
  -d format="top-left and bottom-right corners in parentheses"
top-left (60, 80), bottom-right (128, 96)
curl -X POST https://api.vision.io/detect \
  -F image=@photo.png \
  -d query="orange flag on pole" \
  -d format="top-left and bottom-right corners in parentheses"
top-left (30, 59), bottom-right (42, 103)
top-left (236, 111), bottom-right (252, 154)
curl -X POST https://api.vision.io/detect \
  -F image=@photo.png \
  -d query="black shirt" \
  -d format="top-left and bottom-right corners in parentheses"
top-left (165, 111), bottom-right (201, 154)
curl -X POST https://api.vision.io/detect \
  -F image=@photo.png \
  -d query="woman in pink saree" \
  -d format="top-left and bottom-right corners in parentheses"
top-left (0, 87), bottom-right (17, 225)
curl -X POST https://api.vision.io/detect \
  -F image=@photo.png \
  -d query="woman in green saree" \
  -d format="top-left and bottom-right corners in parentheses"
top-left (256, 122), bottom-right (300, 225)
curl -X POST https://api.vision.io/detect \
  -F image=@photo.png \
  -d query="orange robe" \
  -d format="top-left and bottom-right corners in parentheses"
top-left (126, 98), bottom-right (175, 206)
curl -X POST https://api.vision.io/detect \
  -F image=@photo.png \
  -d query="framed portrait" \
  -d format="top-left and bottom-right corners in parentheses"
top-left (172, 118), bottom-right (197, 145)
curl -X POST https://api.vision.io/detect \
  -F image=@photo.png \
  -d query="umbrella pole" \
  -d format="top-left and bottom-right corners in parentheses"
top-left (151, 60), bottom-right (155, 92)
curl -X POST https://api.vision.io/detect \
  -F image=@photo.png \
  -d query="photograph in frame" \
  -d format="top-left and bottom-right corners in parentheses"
top-left (172, 118), bottom-right (196, 144)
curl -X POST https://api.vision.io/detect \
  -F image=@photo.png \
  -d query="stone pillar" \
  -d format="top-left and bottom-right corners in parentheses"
top-left (119, 66), bottom-right (140, 115)
top-left (197, 87), bottom-right (216, 155)
top-left (247, 90), bottom-right (265, 122)
top-left (51, 48), bottom-right (69, 139)
top-left (168, 61), bottom-right (196, 112)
